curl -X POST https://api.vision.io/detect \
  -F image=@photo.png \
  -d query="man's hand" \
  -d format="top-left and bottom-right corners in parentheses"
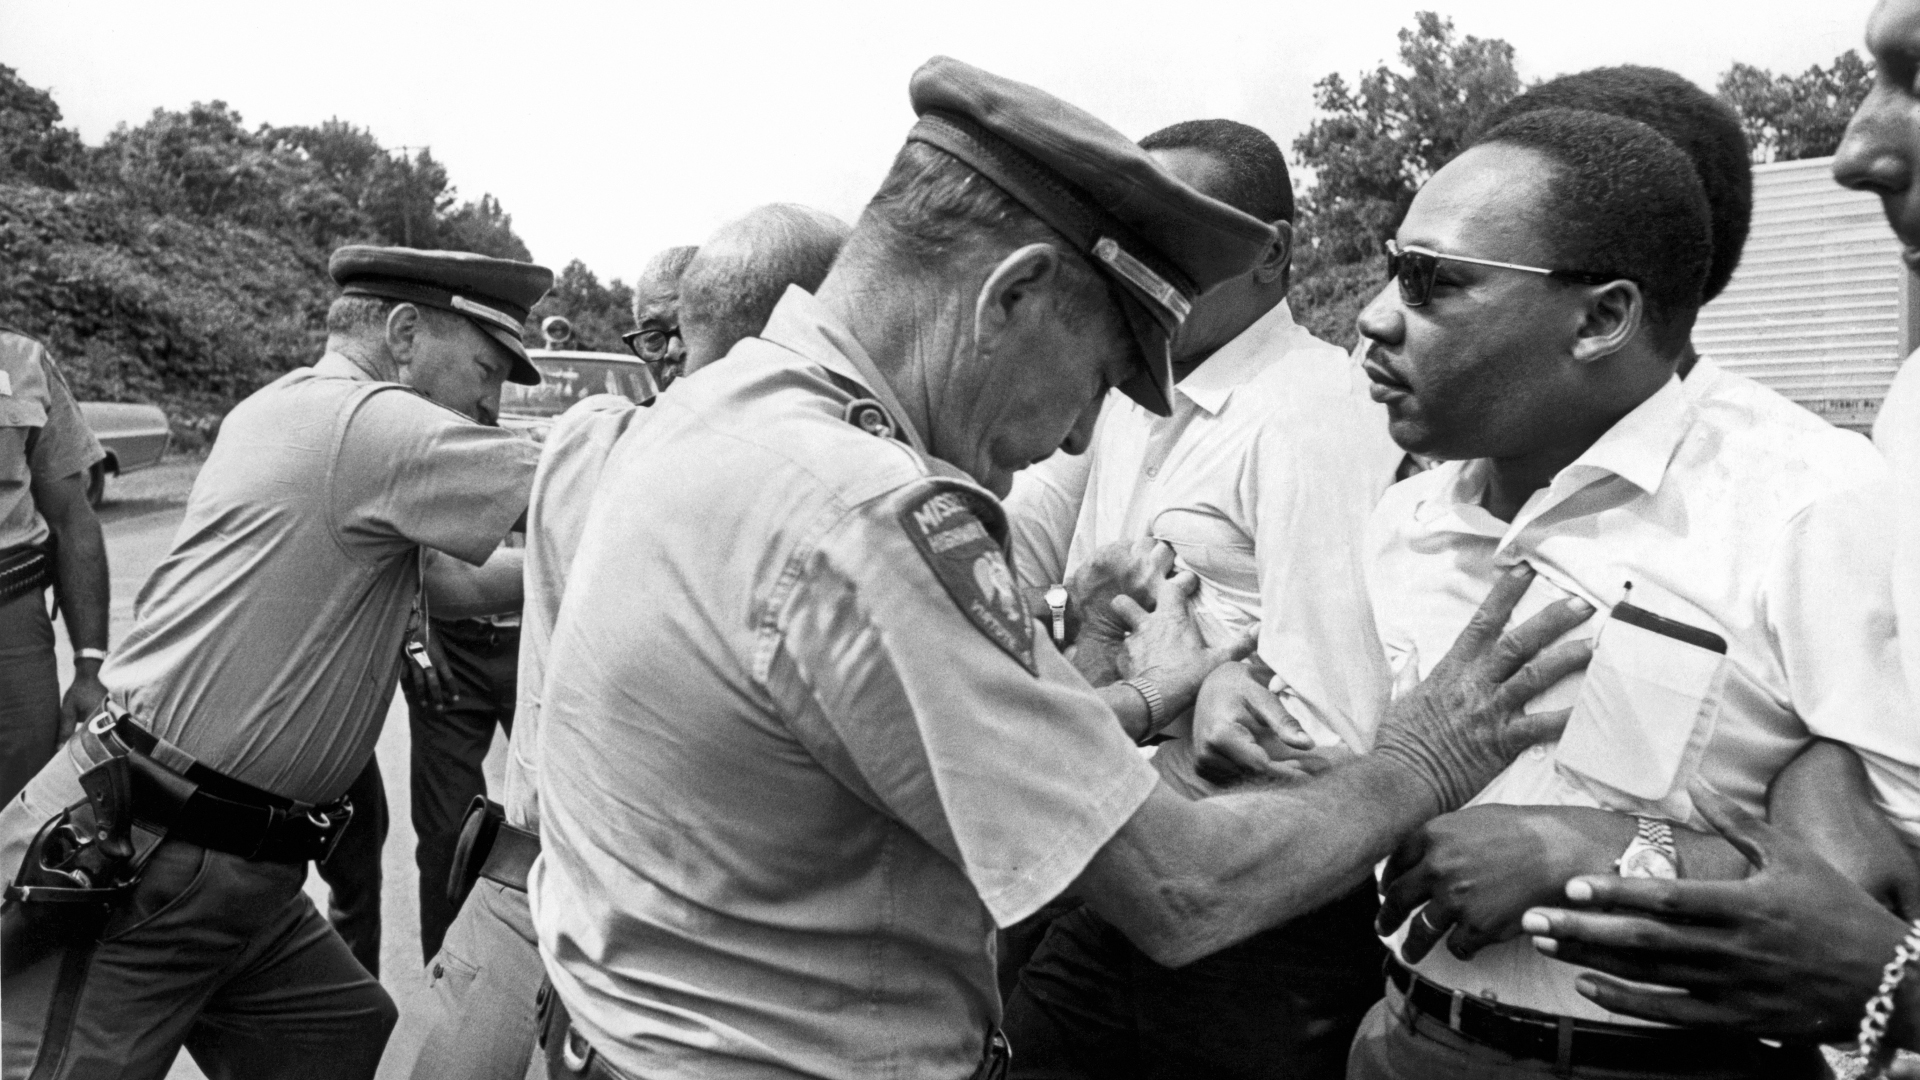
top-left (1370, 563), bottom-right (1593, 814)
top-left (1521, 785), bottom-right (1911, 1042)
top-left (57, 659), bottom-right (108, 740)
top-left (1191, 663), bottom-right (1316, 785)
top-left (401, 627), bottom-right (455, 712)
top-left (1110, 570), bottom-right (1252, 728)
top-left (1379, 804), bottom-right (1625, 963)
top-left (1069, 539), bottom-right (1175, 647)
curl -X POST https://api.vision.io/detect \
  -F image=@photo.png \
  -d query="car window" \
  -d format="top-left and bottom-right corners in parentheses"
top-left (500, 358), bottom-right (654, 417)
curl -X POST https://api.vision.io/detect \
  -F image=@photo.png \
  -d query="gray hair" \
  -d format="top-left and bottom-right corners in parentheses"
top-left (678, 204), bottom-right (850, 354)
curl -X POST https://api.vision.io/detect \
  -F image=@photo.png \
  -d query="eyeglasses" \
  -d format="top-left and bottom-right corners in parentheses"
top-left (622, 321), bottom-right (681, 363)
top-left (1384, 240), bottom-right (1623, 307)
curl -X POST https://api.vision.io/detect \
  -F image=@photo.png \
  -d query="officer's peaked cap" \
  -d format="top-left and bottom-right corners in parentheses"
top-left (907, 57), bottom-right (1277, 416)
top-left (328, 245), bottom-right (554, 385)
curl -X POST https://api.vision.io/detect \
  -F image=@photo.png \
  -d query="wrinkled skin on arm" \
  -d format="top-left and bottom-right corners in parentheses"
top-left (34, 466), bottom-right (109, 735)
top-left (1074, 564), bottom-right (1594, 968)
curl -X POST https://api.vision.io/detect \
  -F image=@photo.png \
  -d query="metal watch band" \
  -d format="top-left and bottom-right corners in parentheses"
top-left (1637, 816), bottom-right (1676, 857)
top-left (1124, 676), bottom-right (1167, 737)
top-left (75, 647), bottom-right (109, 663)
top-left (1045, 585), bottom-right (1069, 646)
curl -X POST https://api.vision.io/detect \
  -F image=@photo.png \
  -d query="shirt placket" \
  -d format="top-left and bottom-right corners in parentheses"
top-left (1120, 399), bottom-right (1202, 539)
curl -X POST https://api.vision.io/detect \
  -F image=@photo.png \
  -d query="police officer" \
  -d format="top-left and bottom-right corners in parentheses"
top-left (405, 203), bottom-right (850, 1080)
top-left (0, 246), bottom-right (548, 1080)
top-left (529, 57), bottom-right (1594, 1079)
top-left (0, 329), bottom-right (109, 808)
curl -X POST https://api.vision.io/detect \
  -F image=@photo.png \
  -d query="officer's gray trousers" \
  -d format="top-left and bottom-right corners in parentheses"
top-left (0, 740), bottom-right (397, 1080)
top-left (0, 588), bottom-right (60, 808)
top-left (401, 878), bottom-right (545, 1080)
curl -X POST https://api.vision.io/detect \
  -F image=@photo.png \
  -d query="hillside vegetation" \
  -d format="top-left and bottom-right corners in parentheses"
top-left (0, 64), bottom-right (632, 445)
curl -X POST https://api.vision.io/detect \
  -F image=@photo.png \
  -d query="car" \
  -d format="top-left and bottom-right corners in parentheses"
top-left (497, 318), bottom-right (660, 441)
top-left (78, 401), bottom-right (171, 506)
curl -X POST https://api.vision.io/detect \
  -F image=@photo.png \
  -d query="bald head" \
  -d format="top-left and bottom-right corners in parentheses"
top-left (679, 204), bottom-right (851, 374)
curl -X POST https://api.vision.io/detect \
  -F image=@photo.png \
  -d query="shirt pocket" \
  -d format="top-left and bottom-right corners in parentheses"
top-left (1148, 507), bottom-right (1257, 595)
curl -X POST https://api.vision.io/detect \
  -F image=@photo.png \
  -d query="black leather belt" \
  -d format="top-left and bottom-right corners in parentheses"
top-left (480, 819), bottom-right (539, 892)
top-left (85, 709), bottom-right (352, 866)
top-left (0, 545), bottom-right (53, 606)
top-left (1385, 956), bottom-right (1816, 1074)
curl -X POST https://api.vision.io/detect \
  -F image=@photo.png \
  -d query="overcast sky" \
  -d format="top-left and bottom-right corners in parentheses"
top-left (2, 0), bottom-right (1880, 284)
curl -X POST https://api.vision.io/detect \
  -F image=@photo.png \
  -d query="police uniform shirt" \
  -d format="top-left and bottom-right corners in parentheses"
top-left (1368, 358), bottom-right (1920, 1023)
top-left (0, 331), bottom-right (104, 552)
top-left (501, 393), bottom-right (646, 833)
top-left (530, 287), bottom-right (1160, 1079)
top-left (101, 354), bottom-right (538, 804)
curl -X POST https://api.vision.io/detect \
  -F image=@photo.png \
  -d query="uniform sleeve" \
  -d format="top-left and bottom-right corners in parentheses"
top-left (1765, 472), bottom-right (1920, 848)
top-left (332, 389), bottom-right (539, 565)
top-left (765, 485), bottom-right (1159, 928)
top-left (1003, 449), bottom-right (1090, 591)
top-left (30, 351), bottom-right (105, 484)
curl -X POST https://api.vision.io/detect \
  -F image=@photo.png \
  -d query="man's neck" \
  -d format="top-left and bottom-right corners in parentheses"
top-left (1169, 294), bottom-right (1285, 384)
top-left (813, 266), bottom-right (955, 453)
top-left (1480, 367), bottom-right (1674, 523)
top-left (327, 338), bottom-right (402, 384)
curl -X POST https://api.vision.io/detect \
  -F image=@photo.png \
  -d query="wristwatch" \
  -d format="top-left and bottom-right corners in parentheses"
top-left (1616, 817), bottom-right (1680, 879)
top-left (1124, 676), bottom-right (1168, 741)
top-left (1044, 584), bottom-right (1070, 646)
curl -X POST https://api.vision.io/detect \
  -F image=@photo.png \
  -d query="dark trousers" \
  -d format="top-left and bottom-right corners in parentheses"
top-left (0, 589), bottom-right (59, 808)
top-left (402, 618), bottom-right (518, 963)
top-left (1, 742), bottom-right (396, 1080)
top-left (314, 756), bottom-right (390, 977)
top-left (1003, 880), bottom-right (1385, 1080)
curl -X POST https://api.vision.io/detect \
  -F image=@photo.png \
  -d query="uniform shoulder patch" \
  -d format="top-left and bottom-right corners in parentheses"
top-left (898, 483), bottom-right (1035, 675)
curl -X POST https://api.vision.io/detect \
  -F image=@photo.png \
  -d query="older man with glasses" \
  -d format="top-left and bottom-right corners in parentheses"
top-left (622, 244), bottom-right (698, 390)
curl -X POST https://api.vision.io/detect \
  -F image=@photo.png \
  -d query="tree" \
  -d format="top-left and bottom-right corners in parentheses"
top-left (0, 63), bottom-right (89, 190)
top-left (1288, 12), bottom-right (1521, 345)
top-left (1716, 51), bottom-right (1872, 163)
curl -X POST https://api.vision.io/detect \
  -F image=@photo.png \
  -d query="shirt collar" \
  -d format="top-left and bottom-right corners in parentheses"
top-left (314, 352), bottom-right (378, 382)
top-left (1558, 373), bottom-right (1692, 497)
top-left (1174, 299), bottom-right (1299, 416)
top-left (757, 285), bottom-right (929, 455)
top-left (1409, 373), bottom-right (1693, 531)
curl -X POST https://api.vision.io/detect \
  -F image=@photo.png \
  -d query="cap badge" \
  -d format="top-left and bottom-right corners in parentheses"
top-left (844, 399), bottom-right (896, 440)
top-left (1094, 237), bottom-right (1191, 323)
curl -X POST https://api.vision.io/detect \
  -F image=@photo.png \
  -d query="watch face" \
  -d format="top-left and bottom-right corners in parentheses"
top-left (1045, 586), bottom-right (1068, 609)
top-left (1619, 846), bottom-right (1678, 880)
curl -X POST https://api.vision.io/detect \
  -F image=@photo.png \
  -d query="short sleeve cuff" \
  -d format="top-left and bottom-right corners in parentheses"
top-left (972, 755), bottom-right (1159, 928)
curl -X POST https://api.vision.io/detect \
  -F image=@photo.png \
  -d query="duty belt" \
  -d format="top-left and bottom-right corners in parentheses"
top-left (0, 544), bottom-right (54, 606)
top-left (81, 706), bottom-right (354, 866)
top-left (1385, 956), bottom-right (1814, 1074)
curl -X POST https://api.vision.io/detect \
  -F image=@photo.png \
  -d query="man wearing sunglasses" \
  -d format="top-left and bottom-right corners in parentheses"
top-left (1332, 104), bottom-right (1920, 1080)
top-left (622, 244), bottom-right (698, 390)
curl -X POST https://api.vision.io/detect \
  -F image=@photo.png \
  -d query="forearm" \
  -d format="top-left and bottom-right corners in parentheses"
top-left (1098, 682), bottom-right (1151, 741)
top-left (50, 512), bottom-right (109, 652)
top-left (1084, 755), bottom-right (1441, 967)
top-left (423, 547), bottom-right (525, 619)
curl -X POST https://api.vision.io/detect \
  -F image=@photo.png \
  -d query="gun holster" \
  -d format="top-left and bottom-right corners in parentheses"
top-left (0, 752), bottom-right (165, 977)
top-left (448, 796), bottom-right (505, 909)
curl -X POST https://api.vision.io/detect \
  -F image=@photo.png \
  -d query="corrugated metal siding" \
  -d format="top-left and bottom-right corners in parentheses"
top-left (1691, 156), bottom-right (1910, 432)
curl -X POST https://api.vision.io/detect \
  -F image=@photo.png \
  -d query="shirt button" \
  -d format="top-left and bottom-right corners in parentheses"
top-left (1528, 745), bottom-right (1548, 759)
top-left (432, 963), bottom-right (445, 979)
top-left (1145, 466), bottom-right (1159, 477)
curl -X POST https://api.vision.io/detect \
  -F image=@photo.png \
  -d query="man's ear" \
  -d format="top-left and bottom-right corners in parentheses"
top-left (385, 303), bottom-right (422, 369)
top-left (1254, 220), bottom-right (1293, 288)
top-left (1570, 280), bottom-right (1643, 364)
top-left (974, 243), bottom-right (1066, 353)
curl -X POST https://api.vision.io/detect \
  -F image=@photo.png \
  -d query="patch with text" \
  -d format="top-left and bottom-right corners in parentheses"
top-left (899, 485), bottom-right (1035, 674)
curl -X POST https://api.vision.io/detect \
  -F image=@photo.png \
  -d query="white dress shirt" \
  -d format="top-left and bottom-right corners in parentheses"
top-left (1366, 358), bottom-right (1920, 1023)
top-left (1008, 300), bottom-right (1403, 749)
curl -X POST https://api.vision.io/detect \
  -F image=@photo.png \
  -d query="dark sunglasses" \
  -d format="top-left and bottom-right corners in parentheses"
top-left (621, 321), bottom-right (682, 363)
top-left (1385, 240), bottom-right (1623, 307)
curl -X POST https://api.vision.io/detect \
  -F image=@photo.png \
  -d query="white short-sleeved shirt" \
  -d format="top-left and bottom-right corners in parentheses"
top-left (1367, 358), bottom-right (1920, 1022)
top-left (0, 331), bottom-right (104, 552)
top-left (101, 354), bottom-right (537, 803)
top-left (1008, 300), bottom-right (1403, 749)
top-left (501, 393), bottom-right (646, 833)
top-left (529, 288), bottom-right (1159, 1080)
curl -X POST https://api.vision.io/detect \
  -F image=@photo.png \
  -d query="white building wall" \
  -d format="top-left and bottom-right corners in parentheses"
top-left (1692, 155), bottom-right (1915, 432)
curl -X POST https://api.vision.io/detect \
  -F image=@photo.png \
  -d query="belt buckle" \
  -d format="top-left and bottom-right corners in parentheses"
top-left (1448, 987), bottom-right (1466, 1032)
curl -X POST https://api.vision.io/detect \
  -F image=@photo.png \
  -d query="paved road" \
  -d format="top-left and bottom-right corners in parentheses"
top-left (55, 498), bottom-right (504, 1079)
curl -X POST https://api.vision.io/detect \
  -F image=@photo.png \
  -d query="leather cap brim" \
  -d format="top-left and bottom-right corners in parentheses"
top-left (476, 324), bottom-right (541, 385)
top-left (1111, 294), bottom-right (1174, 417)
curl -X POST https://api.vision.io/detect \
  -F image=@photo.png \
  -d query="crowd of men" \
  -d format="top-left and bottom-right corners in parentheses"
top-left (11, 1), bottom-right (1920, 1077)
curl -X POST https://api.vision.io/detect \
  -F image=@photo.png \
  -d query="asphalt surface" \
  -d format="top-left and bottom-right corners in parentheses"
top-left (56, 488), bottom-right (505, 1079)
